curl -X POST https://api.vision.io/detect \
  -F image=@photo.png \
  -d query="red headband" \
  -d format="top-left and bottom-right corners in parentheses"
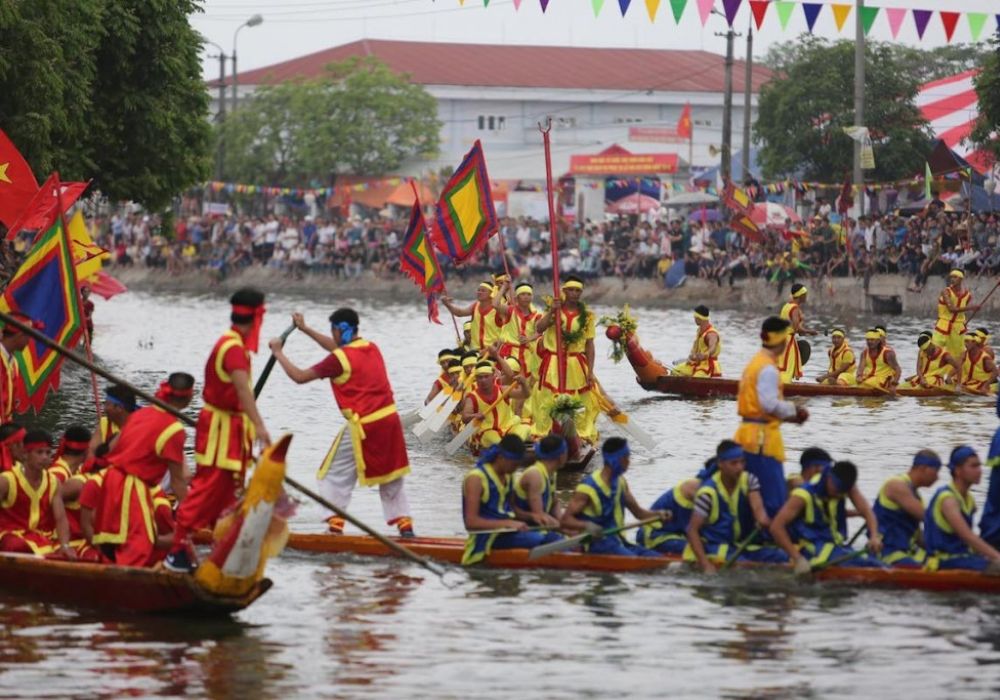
top-left (23, 441), bottom-right (50, 450)
top-left (61, 439), bottom-right (89, 451)
top-left (155, 381), bottom-right (194, 401)
top-left (232, 304), bottom-right (266, 353)
top-left (2, 428), bottom-right (26, 445)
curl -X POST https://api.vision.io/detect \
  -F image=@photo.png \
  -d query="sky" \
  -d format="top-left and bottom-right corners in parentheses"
top-left (190, 0), bottom-right (1000, 79)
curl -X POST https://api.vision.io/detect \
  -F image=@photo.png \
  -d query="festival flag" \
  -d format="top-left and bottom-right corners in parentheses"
top-left (401, 193), bottom-right (445, 324)
top-left (721, 180), bottom-right (754, 216)
top-left (0, 129), bottom-right (40, 229)
top-left (774, 1), bottom-right (795, 30)
top-left (432, 140), bottom-right (498, 263)
top-left (669, 0), bottom-right (687, 23)
top-left (644, 0), bottom-right (658, 22)
top-left (696, 0), bottom-right (713, 26)
top-left (730, 214), bottom-right (763, 243)
top-left (802, 3), bottom-right (822, 33)
top-left (967, 13), bottom-right (988, 42)
top-left (749, 0), bottom-right (769, 30)
top-left (831, 4), bottom-right (851, 32)
top-left (0, 217), bottom-right (84, 412)
top-left (676, 103), bottom-right (693, 139)
top-left (837, 173), bottom-right (853, 215)
top-left (591, 0), bottom-right (604, 17)
top-left (540, 0), bottom-right (550, 12)
top-left (860, 6), bottom-right (880, 36)
top-left (618, 0), bottom-right (631, 17)
top-left (886, 7), bottom-right (906, 39)
top-left (722, 0), bottom-right (741, 26)
top-left (4, 173), bottom-right (88, 240)
top-left (940, 11), bottom-right (959, 43)
top-left (913, 9), bottom-right (932, 40)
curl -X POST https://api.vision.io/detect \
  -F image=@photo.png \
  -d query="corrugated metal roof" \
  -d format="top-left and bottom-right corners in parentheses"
top-left (228, 39), bottom-right (771, 93)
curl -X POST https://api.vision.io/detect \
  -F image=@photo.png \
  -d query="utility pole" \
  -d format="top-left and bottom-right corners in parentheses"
top-left (720, 27), bottom-right (735, 183)
top-left (741, 19), bottom-right (753, 184)
top-left (215, 51), bottom-right (226, 181)
top-left (853, 0), bottom-right (865, 215)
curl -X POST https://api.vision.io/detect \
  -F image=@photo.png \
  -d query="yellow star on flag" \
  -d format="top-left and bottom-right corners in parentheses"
top-left (0, 162), bottom-right (11, 184)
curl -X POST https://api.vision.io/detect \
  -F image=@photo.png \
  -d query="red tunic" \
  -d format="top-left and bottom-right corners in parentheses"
top-left (194, 328), bottom-right (254, 473)
top-left (313, 339), bottom-right (410, 486)
top-left (0, 467), bottom-right (59, 554)
top-left (0, 346), bottom-right (18, 424)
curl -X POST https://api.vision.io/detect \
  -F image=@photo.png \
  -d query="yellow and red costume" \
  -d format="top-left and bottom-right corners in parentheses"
top-left (0, 346), bottom-right (17, 426)
top-left (826, 335), bottom-right (857, 386)
top-left (466, 376), bottom-right (521, 451)
top-left (857, 341), bottom-right (896, 389)
top-left (777, 298), bottom-right (804, 382)
top-left (961, 344), bottom-right (998, 394)
top-left (903, 346), bottom-right (955, 388)
top-left (0, 467), bottom-right (60, 554)
top-left (933, 281), bottom-right (972, 359)
top-left (470, 299), bottom-right (508, 351)
top-left (94, 405), bottom-right (186, 566)
top-left (500, 302), bottom-right (541, 376)
top-left (673, 320), bottom-right (723, 378)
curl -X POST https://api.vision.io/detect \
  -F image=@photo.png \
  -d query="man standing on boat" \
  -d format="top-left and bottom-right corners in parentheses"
top-left (933, 270), bottom-right (976, 360)
top-left (268, 308), bottom-right (414, 538)
top-left (734, 316), bottom-right (809, 519)
top-left (777, 284), bottom-right (818, 383)
top-left (442, 280), bottom-right (508, 352)
top-left (166, 288), bottom-right (271, 572)
top-left (672, 306), bottom-right (722, 378)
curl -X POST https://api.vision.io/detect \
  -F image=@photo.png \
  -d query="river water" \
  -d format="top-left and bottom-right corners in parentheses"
top-left (2, 290), bottom-right (999, 698)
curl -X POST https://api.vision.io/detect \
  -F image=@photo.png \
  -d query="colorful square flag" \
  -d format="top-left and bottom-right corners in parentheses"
top-left (432, 140), bottom-right (498, 262)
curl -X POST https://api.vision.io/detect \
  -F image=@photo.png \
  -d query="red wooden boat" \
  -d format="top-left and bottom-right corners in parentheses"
top-left (603, 321), bottom-right (965, 400)
top-left (286, 533), bottom-right (1000, 593)
top-left (0, 552), bottom-right (271, 614)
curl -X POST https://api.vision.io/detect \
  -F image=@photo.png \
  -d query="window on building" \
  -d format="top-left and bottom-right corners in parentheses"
top-left (488, 116), bottom-right (495, 130)
top-left (478, 115), bottom-right (508, 131)
top-left (497, 116), bottom-right (506, 131)
top-left (478, 115), bottom-right (485, 130)
top-left (554, 117), bottom-right (577, 129)
top-left (613, 117), bottom-right (644, 124)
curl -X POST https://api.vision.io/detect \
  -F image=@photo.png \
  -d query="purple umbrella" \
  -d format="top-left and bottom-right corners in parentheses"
top-left (688, 209), bottom-right (722, 223)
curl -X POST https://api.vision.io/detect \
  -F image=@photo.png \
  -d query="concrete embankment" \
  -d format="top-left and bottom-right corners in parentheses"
top-left (113, 267), bottom-right (1000, 321)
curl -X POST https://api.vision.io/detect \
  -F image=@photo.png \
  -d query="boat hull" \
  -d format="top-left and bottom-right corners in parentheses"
top-left (0, 552), bottom-right (271, 615)
top-left (288, 533), bottom-right (1000, 593)
top-left (640, 375), bottom-right (957, 399)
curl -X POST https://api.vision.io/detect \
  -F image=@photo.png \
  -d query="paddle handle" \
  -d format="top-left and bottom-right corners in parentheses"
top-left (254, 323), bottom-right (297, 399)
top-left (966, 278), bottom-right (1000, 325)
top-left (720, 526), bottom-right (760, 571)
top-left (809, 548), bottom-right (865, 573)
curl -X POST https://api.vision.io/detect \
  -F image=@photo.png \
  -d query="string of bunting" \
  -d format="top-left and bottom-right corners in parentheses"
top-left (492, 1), bottom-right (998, 43)
top-left (205, 178), bottom-right (407, 198)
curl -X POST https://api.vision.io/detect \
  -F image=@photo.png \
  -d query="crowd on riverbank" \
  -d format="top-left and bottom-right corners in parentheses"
top-left (80, 200), bottom-right (1000, 292)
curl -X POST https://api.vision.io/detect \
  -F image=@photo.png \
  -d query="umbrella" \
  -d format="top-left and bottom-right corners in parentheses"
top-left (668, 191), bottom-right (719, 206)
top-left (605, 194), bottom-right (660, 214)
top-left (688, 209), bottom-right (723, 223)
top-left (664, 258), bottom-right (686, 289)
top-left (750, 202), bottom-right (801, 229)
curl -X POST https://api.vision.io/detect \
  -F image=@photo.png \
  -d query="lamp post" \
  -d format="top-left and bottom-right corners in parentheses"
top-left (231, 13), bottom-right (263, 114)
top-left (205, 41), bottom-right (228, 181)
top-left (986, 174), bottom-right (997, 214)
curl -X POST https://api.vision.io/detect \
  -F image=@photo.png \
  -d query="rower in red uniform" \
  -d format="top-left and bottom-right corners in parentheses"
top-left (0, 423), bottom-right (26, 471)
top-left (49, 425), bottom-right (92, 483)
top-left (167, 288), bottom-right (271, 572)
top-left (97, 372), bottom-right (194, 568)
top-left (0, 430), bottom-right (75, 558)
top-left (269, 308), bottom-right (414, 537)
top-left (90, 384), bottom-right (137, 453)
top-left (0, 312), bottom-right (34, 468)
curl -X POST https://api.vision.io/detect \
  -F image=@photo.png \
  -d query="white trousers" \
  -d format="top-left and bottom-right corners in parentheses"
top-left (317, 430), bottom-right (410, 524)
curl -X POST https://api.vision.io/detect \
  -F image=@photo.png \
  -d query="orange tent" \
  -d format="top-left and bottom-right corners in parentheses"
top-left (326, 176), bottom-right (402, 210)
top-left (386, 180), bottom-right (435, 207)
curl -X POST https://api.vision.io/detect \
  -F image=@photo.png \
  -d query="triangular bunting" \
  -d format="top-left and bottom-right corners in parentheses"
top-left (831, 4), bottom-right (851, 32)
top-left (802, 3), bottom-right (822, 33)
top-left (940, 11), bottom-right (959, 42)
top-left (669, 0), bottom-right (687, 23)
top-left (645, 0), bottom-right (660, 21)
top-left (512, 0), bottom-right (521, 9)
top-left (749, 0), bottom-right (769, 30)
top-left (860, 6), bottom-right (880, 36)
top-left (696, 0), bottom-right (713, 26)
top-left (886, 7), bottom-right (906, 38)
top-left (913, 9), bottom-right (932, 39)
top-left (774, 1), bottom-right (795, 30)
top-left (619, 0), bottom-right (631, 16)
top-left (591, 0), bottom-right (604, 16)
top-left (967, 12), bottom-right (988, 41)
top-left (722, 0), bottom-right (741, 26)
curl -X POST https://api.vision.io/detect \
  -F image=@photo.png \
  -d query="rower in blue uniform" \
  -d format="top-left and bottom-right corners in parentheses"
top-left (512, 434), bottom-right (567, 529)
top-left (684, 440), bottom-right (787, 573)
top-left (461, 434), bottom-right (560, 565)
top-left (770, 460), bottom-right (883, 573)
top-left (924, 445), bottom-right (1000, 572)
top-left (872, 449), bottom-right (942, 567)
top-left (560, 437), bottom-right (666, 557)
top-left (635, 460), bottom-right (711, 554)
top-left (979, 394), bottom-right (1000, 549)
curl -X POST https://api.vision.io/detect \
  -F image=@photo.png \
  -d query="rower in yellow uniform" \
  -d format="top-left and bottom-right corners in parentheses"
top-left (734, 317), bottom-right (809, 519)
top-left (497, 281), bottom-right (542, 379)
top-left (533, 275), bottom-right (599, 443)
top-left (777, 284), bottom-right (818, 383)
top-left (855, 328), bottom-right (902, 391)
top-left (424, 349), bottom-right (461, 405)
top-left (976, 328), bottom-right (995, 360)
top-left (672, 305), bottom-right (723, 378)
top-left (814, 328), bottom-right (856, 385)
top-left (902, 332), bottom-right (959, 389)
top-left (442, 281), bottom-right (509, 351)
top-left (512, 434), bottom-right (567, 529)
top-left (462, 359), bottom-right (530, 451)
top-left (933, 270), bottom-right (977, 359)
top-left (959, 331), bottom-right (999, 395)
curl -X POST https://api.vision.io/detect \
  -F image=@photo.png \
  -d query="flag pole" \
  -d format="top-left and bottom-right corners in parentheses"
top-left (413, 179), bottom-right (462, 346)
top-left (539, 119), bottom-right (566, 392)
top-left (53, 173), bottom-right (102, 425)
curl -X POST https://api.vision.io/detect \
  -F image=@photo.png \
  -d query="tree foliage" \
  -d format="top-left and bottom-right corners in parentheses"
top-left (972, 37), bottom-right (1000, 166)
top-left (755, 36), bottom-right (934, 181)
top-left (0, 0), bottom-right (209, 210)
top-left (218, 57), bottom-right (441, 185)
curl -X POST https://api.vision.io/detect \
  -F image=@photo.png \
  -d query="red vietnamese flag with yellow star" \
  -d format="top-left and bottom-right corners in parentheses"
top-left (0, 129), bottom-right (40, 228)
top-left (676, 103), bottom-right (692, 140)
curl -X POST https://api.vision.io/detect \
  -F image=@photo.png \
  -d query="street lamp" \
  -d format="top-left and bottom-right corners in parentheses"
top-left (232, 13), bottom-right (263, 113)
top-left (205, 40), bottom-right (228, 180)
top-left (986, 173), bottom-right (997, 214)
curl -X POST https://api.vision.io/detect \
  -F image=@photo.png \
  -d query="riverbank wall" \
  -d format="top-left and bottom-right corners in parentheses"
top-left (113, 268), bottom-right (1000, 321)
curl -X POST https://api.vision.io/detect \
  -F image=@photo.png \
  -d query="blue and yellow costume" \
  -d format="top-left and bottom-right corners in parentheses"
top-left (512, 437), bottom-right (565, 516)
top-left (981, 395), bottom-right (1000, 549)
top-left (873, 467), bottom-right (933, 567)
top-left (790, 471), bottom-right (875, 567)
top-left (924, 448), bottom-right (988, 571)
top-left (637, 479), bottom-right (698, 554)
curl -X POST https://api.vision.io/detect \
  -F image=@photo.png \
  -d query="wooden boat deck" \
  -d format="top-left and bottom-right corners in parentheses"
top-left (639, 375), bottom-right (962, 399)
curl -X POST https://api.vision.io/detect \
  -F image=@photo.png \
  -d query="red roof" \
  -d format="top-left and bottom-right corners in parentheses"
top-left (229, 39), bottom-right (772, 93)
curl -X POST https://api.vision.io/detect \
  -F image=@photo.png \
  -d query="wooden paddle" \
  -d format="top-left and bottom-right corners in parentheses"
top-left (445, 383), bottom-right (518, 455)
top-left (254, 323), bottom-right (296, 399)
top-left (0, 310), bottom-right (453, 581)
top-left (806, 527), bottom-right (872, 574)
top-left (965, 277), bottom-right (1000, 326)
top-left (527, 514), bottom-right (664, 560)
top-left (593, 379), bottom-right (656, 450)
top-left (720, 526), bottom-right (760, 571)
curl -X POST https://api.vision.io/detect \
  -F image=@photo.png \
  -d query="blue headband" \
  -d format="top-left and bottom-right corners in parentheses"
top-left (718, 446), bottom-right (744, 462)
top-left (823, 466), bottom-right (847, 495)
top-left (913, 453), bottom-right (943, 470)
top-left (105, 394), bottom-right (133, 412)
top-left (333, 321), bottom-right (356, 343)
top-left (696, 459), bottom-right (718, 482)
top-left (535, 438), bottom-right (567, 460)
top-left (804, 459), bottom-right (833, 472)
top-left (603, 444), bottom-right (630, 476)
top-left (949, 445), bottom-right (978, 473)
top-left (477, 443), bottom-right (523, 468)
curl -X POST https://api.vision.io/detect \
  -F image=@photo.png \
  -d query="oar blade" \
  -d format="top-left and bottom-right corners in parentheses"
top-left (400, 410), bottom-right (422, 428)
top-left (620, 417), bottom-right (656, 450)
top-left (527, 533), bottom-right (586, 560)
top-left (418, 389), bottom-right (452, 420)
top-left (445, 421), bottom-right (477, 455)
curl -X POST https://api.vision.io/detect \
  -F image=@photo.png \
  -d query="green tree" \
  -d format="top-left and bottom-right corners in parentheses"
top-left (0, 0), bottom-right (209, 210)
top-left (218, 57), bottom-right (441, 185)
top-left (972, 38), bottom-right (1000, 164)
top-left (755, 36), bottom-right (933, 181)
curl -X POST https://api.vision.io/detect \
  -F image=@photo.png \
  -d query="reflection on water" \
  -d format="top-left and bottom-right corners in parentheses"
top-left (3, 292), bottom-right (1000, 697)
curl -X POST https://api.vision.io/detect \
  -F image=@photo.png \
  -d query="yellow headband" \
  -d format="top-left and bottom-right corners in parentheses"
top-left (441, 353), bottom-right (460, 362)
top-left (562, 280), bottom-right (584, 291)
top-left (763, 328), bottom-right (790, 345)
top-left (475, 365), bottom-right (495, 376)
top-left (515, 284), bottom-right (533, 296)
top-left (693, 311), bottom-right (709, 321)
top-left (505, 358), bottom-right (521, 373)
top-left (950, 270), bottom-right (965, 279)
top-left (462, 356), bottom-right (477, 367)
top-left (865, 330), bottom-right (881, 340)
top-left (792, 286), bottom-right (808, 298)
top-left (976, 330), bottom-right (990, 341)
top-left (965, 332), bottom-right (980, 342)
top-left (478, 282), bottom-right (494, 292)
top-left (447, 365), bottom-right (463, 374)
top-left (831, 329), bottom-right (845, 338)
top-left (877, 329), bottom-right (887, 338)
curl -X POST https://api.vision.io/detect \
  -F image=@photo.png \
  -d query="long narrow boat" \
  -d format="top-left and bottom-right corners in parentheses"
top-left (0, 553), bottom-right (271, 614)
top-left (602, 320), bottom-right (969, 400)
top-left (286, 533), bottom-right (1000, 594)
